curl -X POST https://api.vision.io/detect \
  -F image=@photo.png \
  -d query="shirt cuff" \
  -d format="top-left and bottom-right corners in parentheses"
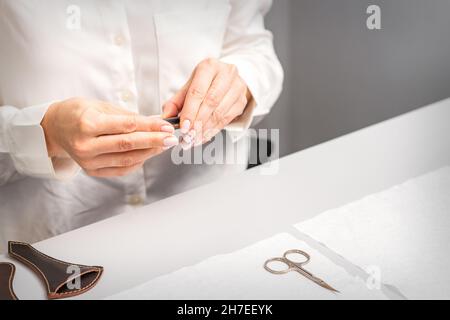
top-left (224, 98), bottom-right (256, 143)
top-left (221, 56), bottom-right (269, 142)
top-left (6, 102), bottom-right (79, 180)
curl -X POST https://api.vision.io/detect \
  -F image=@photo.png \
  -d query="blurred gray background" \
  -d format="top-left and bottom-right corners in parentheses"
top-left (261, 0), bottom-right (450, 157)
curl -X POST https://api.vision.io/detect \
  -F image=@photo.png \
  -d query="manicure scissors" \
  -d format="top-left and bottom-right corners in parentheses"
top-left (264, 249), bottom-right (339, 293)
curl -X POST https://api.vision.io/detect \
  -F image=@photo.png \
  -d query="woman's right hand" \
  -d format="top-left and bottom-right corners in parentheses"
top-left (41, 98), bottom-right (179, 177)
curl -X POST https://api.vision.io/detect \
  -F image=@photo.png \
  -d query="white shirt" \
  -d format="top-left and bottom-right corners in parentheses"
top-left (0, 0), bottom-right (283, 252)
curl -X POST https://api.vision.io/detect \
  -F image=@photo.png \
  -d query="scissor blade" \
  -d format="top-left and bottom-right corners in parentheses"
top-left (296, 268), bottom-right (340, 293)
top-left (317, 279), bottom-right (339, 293)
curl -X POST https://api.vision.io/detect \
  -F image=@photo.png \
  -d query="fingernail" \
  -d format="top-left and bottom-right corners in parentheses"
top-left (181, 120), bottom-right (191, 134)
top-left (182, 134), bottom-right (192, 144)
top-left (181, 140), bottom-right (192, 150)
top-left (161, 125), bottom-right (175, 133)
top-left (163, 136), bottom-right (179, 147)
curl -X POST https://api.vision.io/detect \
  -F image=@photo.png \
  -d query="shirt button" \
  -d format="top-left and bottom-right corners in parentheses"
top-left (114, 35), bottom-right (125, 46)
top-left (127, 195), bottom-right (144, 206)
top-left (121, 90), bottom-right (134, 102)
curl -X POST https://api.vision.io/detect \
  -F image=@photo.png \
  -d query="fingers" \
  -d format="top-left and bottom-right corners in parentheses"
top-left (82, 147), bottom-right (163, 171)
top-left (203, 101), bottom-right (245, 143)
top-left (162, 101), bottom-right (181, 119)
top-left (179, 59), bottom-right (218, 134)
top-left (161, 59), bottom-right (249, 149)
top-left (91, 131), bottom-right (179, 155)
top-left (94, 113), bottom-right (173, 136)
top-left (96, 100), bottom-right (136, 116)
top-left (202, 77), bottom-right (248, 140)
top-left (194, 64), bottom-right (237, 128)
top-left (162, 78), bottom-right (192, 118)
top-left (85, 161), bottom-right (146, 178)
top-left (74, 130), bottom-right (179, 177)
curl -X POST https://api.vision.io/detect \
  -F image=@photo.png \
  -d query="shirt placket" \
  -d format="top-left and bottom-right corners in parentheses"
top-left (99, 2), bottom-right (146, 207)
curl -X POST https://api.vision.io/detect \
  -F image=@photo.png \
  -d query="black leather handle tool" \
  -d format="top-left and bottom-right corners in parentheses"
top-left (8, 241), bottom-right (103, 300)
top-left (0, 262), bottom-right (18, 300)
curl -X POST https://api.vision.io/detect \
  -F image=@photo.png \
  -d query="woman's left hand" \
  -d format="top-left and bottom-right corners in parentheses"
top-left (162, 58), bottom-right (252, 148)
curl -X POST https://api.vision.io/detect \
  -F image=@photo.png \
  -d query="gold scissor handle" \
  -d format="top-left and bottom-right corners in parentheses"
top-left (264, 249), bottom-right (310, 274)
top-left (264, 257), bottom-right (293, 274)
top-left (264, 249), bottom-right (311, 274)
top-left (283, 249), bottom-right (310, 266)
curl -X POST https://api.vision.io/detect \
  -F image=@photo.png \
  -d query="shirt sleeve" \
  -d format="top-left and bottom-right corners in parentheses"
top-left (0, 102), bottom-right (79, 184)
top-left (221, 0), bottom-right (284, 141)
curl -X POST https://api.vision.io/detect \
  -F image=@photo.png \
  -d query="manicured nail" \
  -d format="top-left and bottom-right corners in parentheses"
top-left (163, 136), bottom-right (179, 147)
top-left (161, 125), bottom-right (175, 133)
top-left (181, 120), bottom-right (191, 134)
top-left (182, 134), bottom-right (192, 144)
top-left (181, 140), bottom-right (192, 150)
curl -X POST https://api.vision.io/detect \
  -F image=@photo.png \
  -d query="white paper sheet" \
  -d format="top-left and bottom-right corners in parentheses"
top-left (107, 233), bottom-right (388, 300)
top-left (296, 166), bottom-right (450, 299)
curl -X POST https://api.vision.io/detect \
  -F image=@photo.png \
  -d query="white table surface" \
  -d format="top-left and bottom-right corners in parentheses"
top-left (2, 98), bottom-right (449, 300)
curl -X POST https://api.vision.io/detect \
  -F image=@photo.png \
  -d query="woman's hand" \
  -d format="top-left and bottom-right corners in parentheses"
top-left (162, 58), bottom-right (252, 148)
top-left (41, 98), bottom-right (179, 177)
